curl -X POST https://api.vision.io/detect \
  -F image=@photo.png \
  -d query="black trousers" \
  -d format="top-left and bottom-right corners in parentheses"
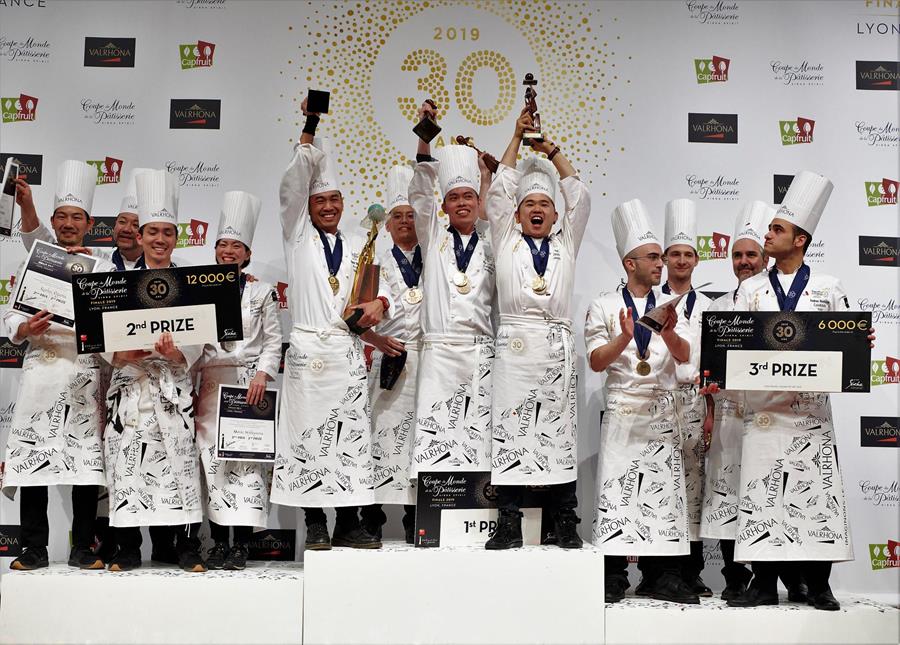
top-left (719, 539), bottom-right (751, 583)
top-left (360, 504), bottom-right (416, 528)
top-left (751, 560), bottom-right (831, 595)
top-left (496, 481), bottom-right (578, 515)
top-left (605, 553), bottom-right (681, 582)
top-left (209, 521), bottom-right (253, 545)
top-left (116, 523), bottom-right (201, 552)
top-left (303, 506), bottom-right (360, 528)
top-left (20, 485), bottom-right (98, 550)
top-left (680, 540), bottom-right (705, 579)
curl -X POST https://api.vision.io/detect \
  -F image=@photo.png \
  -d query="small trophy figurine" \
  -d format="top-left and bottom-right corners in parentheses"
top-left (455, 136), bottom-right (499, 174)
top-left (413, 99), bottom-right (441, 143)
top-left (343, 204), bottom-right (386, 334)
top-left (522, 73), bottom-right (545, 147)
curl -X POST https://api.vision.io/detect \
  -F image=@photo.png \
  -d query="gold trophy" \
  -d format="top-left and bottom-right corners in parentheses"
top-left (455, 135), bottom-right (499, 174)
top-left (522, 73), bottom-right (545, 147)
top-left (343, 204), bottom-right (386, 334)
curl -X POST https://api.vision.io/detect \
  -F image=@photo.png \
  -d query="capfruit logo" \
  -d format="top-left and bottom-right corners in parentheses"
top-left (176, 219), bottom-right (208, 248)
top-left (865, 178), bottom-right (898, 206)
top-left (694, 55), bottom-right (730, 83)
top-left (179, 40), bottom-right (215, 69)
top-left (779, 117), bottom-right (815, 145)
top-left (697, 232), bottom-right (729, 260)
top-left (869, 540), bottom-right (900, 570)
top-left (871, 356), bottom-right (900, 386)
top-left (1, 93), bottom-right (38, 123)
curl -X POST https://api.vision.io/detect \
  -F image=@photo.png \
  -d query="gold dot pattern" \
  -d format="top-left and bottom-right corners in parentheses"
top-left (282, 0), bottom-right (622, 212)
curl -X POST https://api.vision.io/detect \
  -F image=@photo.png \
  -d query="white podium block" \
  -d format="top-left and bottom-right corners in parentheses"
top-left (303, 542), bottom-right (605, 645)
top-left (605, 595), bottom-right (900, 645)
top-left (0, 562), bottom-right (304, 645)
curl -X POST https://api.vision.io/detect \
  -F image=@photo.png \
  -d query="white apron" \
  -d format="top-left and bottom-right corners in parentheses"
top-left (490, 316), bottom-right (577, 486)
top-left (104, 359), bottom-right (203, 527)
top-left (270, 327), bottom-right (374, 508)
top-left (593, 389), bottom-right (690, 556)
top-left (368, 344), bottom-right (420, 505)
top-left (1, 329), bottom-right (108, 495)
top-left (700, 390), bottom-right (744, 539)
top-left (410, 334), bottom-right (493, 476)
top-left (678, 384), bottom-right (706, 541)
top-left (196, 364), bottom-right (271, 527)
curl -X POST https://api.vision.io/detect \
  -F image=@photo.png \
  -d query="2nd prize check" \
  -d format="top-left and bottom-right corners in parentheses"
top-left (700, 311), bottom-right (872, 393)
top-left (72, 264), bottom-right (243, 354)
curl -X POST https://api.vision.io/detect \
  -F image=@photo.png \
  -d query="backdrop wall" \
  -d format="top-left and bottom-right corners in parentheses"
top-left (0, 0), bottom-right (897, 599)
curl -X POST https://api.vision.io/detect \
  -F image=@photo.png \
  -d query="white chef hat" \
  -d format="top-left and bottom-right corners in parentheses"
top-left (774, 170), bottom-right (833, 236)
top-left (733, 201), bottom-right (777, 248)
top-left (612, 198), bottom-right (661, 260)
top-left (54, 160), bottom-right (98, 215)
top-left (118, 167), bottom-right (154, 215)
top-left (664, 198), bottom-right (697, 251)
top-left (515, 156), bottom-right (558, 209)
top-left (434, 144), bottom-right (480, 196)
top-left (217, 190), bottom-right (261, 247)
top-left (310, 136), bottom-right (341, 197)
top-left (136, 169), bottom-right (179, 228)
top-left (385, 164), bottom-right (414, 212)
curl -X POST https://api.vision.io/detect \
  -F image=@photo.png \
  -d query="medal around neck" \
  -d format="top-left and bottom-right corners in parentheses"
top-left (404, 286), bottom-right (423, 304)
top-left (328, 274), bottom-right (340, 295)
top-left (453, 270), bottom-right (471, 294)
top-left (531, 274), bottom-right (547, 295)
top-left (636, 356), bottom-right (652, 376)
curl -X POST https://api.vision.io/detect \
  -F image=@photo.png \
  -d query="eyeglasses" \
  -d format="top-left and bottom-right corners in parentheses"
top-left (627, 253), bottom-right (662, 263)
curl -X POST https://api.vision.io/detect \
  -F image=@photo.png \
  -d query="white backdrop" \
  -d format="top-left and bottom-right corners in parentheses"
top-left (0, 0), bottom-right (897, 599)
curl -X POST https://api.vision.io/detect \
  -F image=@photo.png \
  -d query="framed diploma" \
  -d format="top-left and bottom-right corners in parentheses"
top-left (13, 240), bottom-right (97, 327)
top-left (71, 263), bottom-right (243, 353)
top-left (700, 311), bottom-right (872, 393)
top-left (215, 385), bottom-right (278, 462)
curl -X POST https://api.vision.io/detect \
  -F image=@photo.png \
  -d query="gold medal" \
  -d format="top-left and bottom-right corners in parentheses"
top-left (453, 271), bottom-right (470, 293)
top-left (636, 360), bottom-right (651, 376)
top-left (404, 286), bottom-right (423, 304)
top-left (532, 275), bottom-right (547, 295)
top-left (328, 274), bottom-right (340, 295)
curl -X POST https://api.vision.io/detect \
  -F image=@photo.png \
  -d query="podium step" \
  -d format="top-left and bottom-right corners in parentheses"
top-left (304, 542), bottom-right (605, 645)
top-left (605, 594), bottom-right (899, 644)
top-left (0, 562), bottom-right (304, 645)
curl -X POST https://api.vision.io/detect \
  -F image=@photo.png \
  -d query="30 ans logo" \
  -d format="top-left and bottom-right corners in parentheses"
top-left (86, 157), bottom-right (123, 185)
top-left (869, 540), bottom-right (900, 570)
top-left (694, 55), bottom-right (729, 83)
top-left (179, 40), bottom-right (215, 69)
top-left (1, 93), bottom-right (37, 123)
top-left (697, 232), bottom-right (729, 261)
top-left (779, 117), bottom-right (815, 145)
top-left (176, 219), bottom-right (208, 248)
top-left (0, 275), bottom-right (16, 305)
top-left (871, 356), bottom-right (900, 386)
top-left (864, 178), bottom-right (898, 206)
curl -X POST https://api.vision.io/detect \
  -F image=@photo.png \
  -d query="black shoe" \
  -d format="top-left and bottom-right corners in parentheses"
top-left (360, 521), bottom-right (383, 541)
top-left (305, 522), bottom-right (332, 551)
top-left (224, 544), bottom-right (249, 571)
top-left (687, 575), bottom-right (713, 597)
top-left (554, 512), bottom-right (583, 549)
top-left (484, 510), bottom-right (523, 550)
top-left (206, 541), bottom-right (228, 570)
top-left (10, 546), bottom-right (48, 571)
top-left (332, 525), bottom-right (382, 549)
top-left (107, 547), bottom-right (142, 572)
top-left (178, 547), bottom-right (207, 573)
top-left (726, 583), bottom-right (778, 607)
top-left (647, 571), bottom-right (701, 604)
top-left (787, 581), bottom-right (809, 603)
top-left (95, 539), bottom-right (116, 566)
top-left (807, 588), bottom-right (840, 611)
top-left (721, 578), bottom-right (750, 602)
top-left (635, 575), bottom-right (655, 597)
top-left (150, 545), bottom-right (179, 565)
top-left (605, 576), bottom-right (629, 604)
top-left (68, 546), bottom-right (104, 570)
top-left (404, 524), bottom-right (415, 545)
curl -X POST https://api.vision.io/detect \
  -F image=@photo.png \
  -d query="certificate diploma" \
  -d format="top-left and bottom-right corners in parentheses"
top-left (215, 385), bottom-right (278, 462)
top-left (14, 240), bottom-right (97, 327)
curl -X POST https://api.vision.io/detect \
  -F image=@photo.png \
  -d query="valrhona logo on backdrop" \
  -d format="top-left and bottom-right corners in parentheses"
top-left (247, 529), bottom-right (295, 561)
top-left (859, 236), bottom-right (899, 267)
top-left (0, 153), bottom-right (41, 184)
top-left (176, 219), bottom-right (208, 248)
top-left (86, 157), bottom-right (123, 185)
top-left (869, 540), bottom-right (900, 570)
top-left (685, 174), bottom-right (740, 200)
top-left (694, 55), bottom-right (730, 83)
top-left (83, 37), bottom-right (135, 67)
top-left (0, 337), bottom-right (26, 368)
top-left (697, 233), bottom-right (730, 260)
top-left (1, 94), bottom-right (37, 123)
top-left (856, 61), bottom-right (899, 90)
top-left (169, 99), bottom-right (220, 129)
top-left (0, 36), bottom-right (50, 63)
top-left (688, 113), bottom-right (738, 143)
top-left (871, 356), bottom-right (900, 386)
top-left (860, 417), bottom-right (899, 447)
top-left (0, 525), bottom-right (22, 558)
top-left (865, 178), bottom-right (898, 206)
top-left (770, 60), bottom-right (824, 86)
top-left (856, 120), bottom-right (899, 147)
top-left (82, 216), bottom-right (116, 247)
top-left (179, 40), bottom-right (215, 69)
top-left (779, 117), bottom-right (815, 145)
top-left (773, 174), bottom-right (794, 204)
top-left (685, 1), bottom-right (739, 25)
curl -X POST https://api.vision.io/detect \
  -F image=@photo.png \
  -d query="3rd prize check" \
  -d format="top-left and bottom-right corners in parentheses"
top-left (700, 311), bottom-right (872, 393)
top-left (72, 264), bottom-right (243, 354)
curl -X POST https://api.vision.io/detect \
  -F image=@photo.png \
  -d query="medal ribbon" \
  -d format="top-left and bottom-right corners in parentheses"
top-left (523, 235), bottom-right (550, 277)
top-left (662, 282), bottom-right (697, 319)
top-left (316, 227), bottom-right (343, 280)
top-left (768, 263), bottom-right (810, 312)
top-left (391, 244), bottom-right (423, 288)
top-left (622, 286), bottom-right (656, 360)
top-left (448, 226), bottom-right (479, 273)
